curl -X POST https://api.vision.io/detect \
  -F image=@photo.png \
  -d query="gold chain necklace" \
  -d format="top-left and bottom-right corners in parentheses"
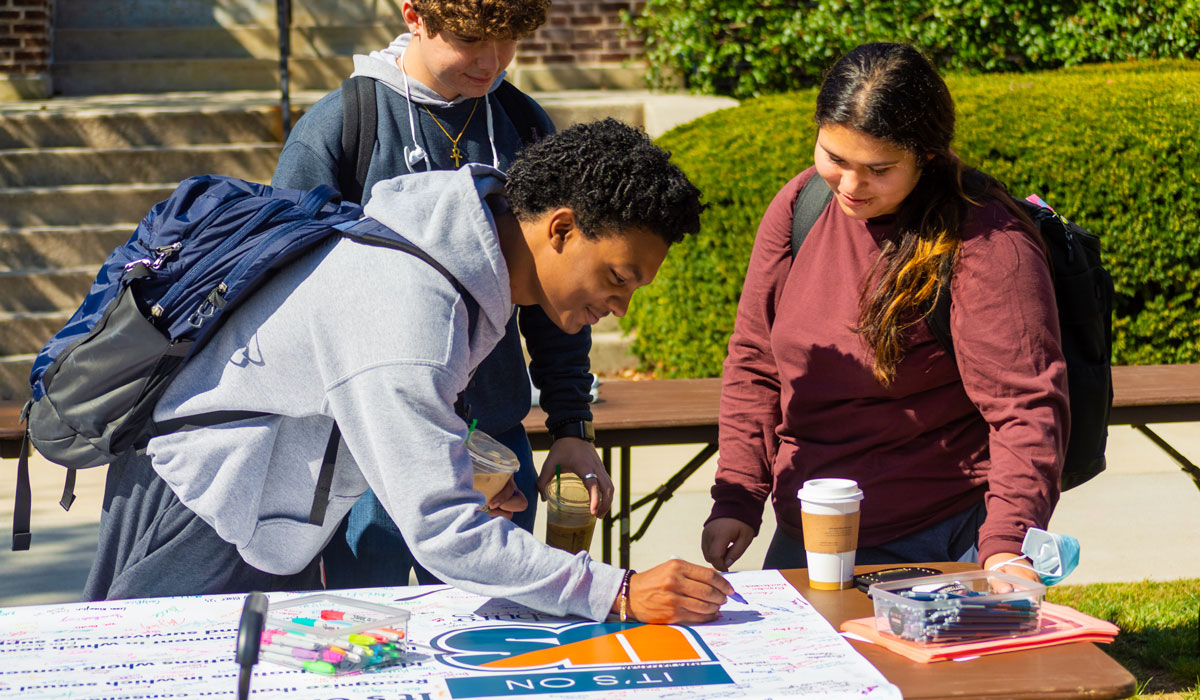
top-left (423, 99), bottom-right (480, 168)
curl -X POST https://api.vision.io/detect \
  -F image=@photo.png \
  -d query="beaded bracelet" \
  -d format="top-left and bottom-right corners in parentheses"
top-left (618, 569), bottom-right (636, 622)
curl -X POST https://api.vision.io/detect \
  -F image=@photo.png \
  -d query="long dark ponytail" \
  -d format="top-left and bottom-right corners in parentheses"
top-left (815, 43), bottom-right (1029, 384)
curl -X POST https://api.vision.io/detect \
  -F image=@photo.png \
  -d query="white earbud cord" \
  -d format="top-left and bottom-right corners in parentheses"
top-left (484, 93), bottom-right (499, 169)
top-left (398, 45), bottom-right (430, 173)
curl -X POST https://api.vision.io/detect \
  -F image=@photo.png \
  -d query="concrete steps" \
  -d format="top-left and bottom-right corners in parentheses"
top-left (0, 144), bottom-right (280, 188)
top-left (53, 57), bottom-right (355, 95)
top-left (0, 88), bottom-right (737, 398)
top-left (0, 267), bottom-right (97, 314)
top-left (52, 0), bottom-right (404, 94)
top-left (55, 0), bottom-right (403, 28)
top-left (0, 226), bottom-right (132, 272)
top-left (0, 100), bottom-right (283, 149)
top-left (0, 311), bottom-right (73, 357)
top-left (0, 184), bottom-right (176, 228)
top-left (55, 24), bottom-right (406, 61)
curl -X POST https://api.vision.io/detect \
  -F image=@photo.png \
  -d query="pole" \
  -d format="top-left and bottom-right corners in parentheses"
top-left (277, 0), bottom-right (293, 140)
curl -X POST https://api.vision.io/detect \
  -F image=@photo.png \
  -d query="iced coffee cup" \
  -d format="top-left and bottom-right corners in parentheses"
top-left (466, 429), bottom-right (520, 508)
top-left (544, 473), bottom-right (597, 554)
top-left (797, 478), bottom-right (863, 590)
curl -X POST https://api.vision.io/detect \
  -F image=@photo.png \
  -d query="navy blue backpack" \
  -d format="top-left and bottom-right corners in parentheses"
top-left (13, 175), bottom-right (475, 550)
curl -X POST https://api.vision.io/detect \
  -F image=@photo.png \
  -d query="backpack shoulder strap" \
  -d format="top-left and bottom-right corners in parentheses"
top-left (339, 76), bottom-right (378, 205)
top-left (925, 276), bottom-right (954, 361)
top-left (790, 174), bottom-right (834, 260)
top-left (492, 80), bottom-right (545, 146)
top-left (304, 219), bottom-right (481, 524)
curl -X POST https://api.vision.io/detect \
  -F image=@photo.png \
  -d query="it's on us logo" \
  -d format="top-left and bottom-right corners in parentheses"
top-left (431, 621), bottom-right (732, 698)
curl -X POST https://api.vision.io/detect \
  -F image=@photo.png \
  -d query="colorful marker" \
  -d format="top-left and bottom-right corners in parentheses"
top-left (328, 644), bottom-right (363, 664)
top-left (263, 643), bottom-right (321, 661)
top-left (302, 614), bottom-right (406, 642)
top-left (320, 609), bottom-right (383, 624)
top-left (262, 629), bottom-right (322, 650)
top-left (285, 616), bottom-right (349, 633)
top-left (260, 648), bottom-right (338, 675)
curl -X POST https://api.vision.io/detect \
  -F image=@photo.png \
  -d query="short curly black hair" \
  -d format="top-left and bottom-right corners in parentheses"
top-left (506, 118), bottom-right (704, 245)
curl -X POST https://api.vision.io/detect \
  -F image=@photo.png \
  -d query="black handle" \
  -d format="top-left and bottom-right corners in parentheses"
top-left (236, 591), bottom-right (269, 700)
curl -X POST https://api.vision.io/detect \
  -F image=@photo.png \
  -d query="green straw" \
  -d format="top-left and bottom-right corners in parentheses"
top-left (555, 464), bottom-right (561, 503)
top-left (467, 418), bottom-right (478, 439)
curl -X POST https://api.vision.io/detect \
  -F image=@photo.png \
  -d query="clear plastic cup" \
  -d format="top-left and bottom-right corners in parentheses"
top-left (544, 473), bottom-right (596, 554)
top-left (467, 429), bottom-right (520, 507)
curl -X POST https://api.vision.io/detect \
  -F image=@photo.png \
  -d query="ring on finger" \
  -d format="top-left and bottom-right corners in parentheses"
top-left (583, 473), bottom-right (598, 481)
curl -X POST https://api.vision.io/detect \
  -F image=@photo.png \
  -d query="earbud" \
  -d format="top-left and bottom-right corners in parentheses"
top-left (405, 145), bottom-right (428, 169)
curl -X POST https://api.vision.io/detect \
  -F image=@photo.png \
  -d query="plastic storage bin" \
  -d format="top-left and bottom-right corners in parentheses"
top-left (262, 593), bottom-right (411, 675)
top-left (868, 570), bottom-right (1044, 645)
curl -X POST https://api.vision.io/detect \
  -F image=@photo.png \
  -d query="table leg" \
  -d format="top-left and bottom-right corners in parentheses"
top-left (620, 446), bottom-right (631, 570)
top-left (601, 446), bottom-right (613, 565)
top-left (1133, 423), bottom-right (1200, 492)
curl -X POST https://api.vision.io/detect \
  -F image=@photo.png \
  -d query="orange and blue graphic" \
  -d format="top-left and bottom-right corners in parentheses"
top-left (432, 621), bottom-right (732, 698)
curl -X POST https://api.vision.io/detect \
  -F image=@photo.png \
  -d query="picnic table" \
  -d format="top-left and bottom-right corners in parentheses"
top-left (519, 364), bottom-right (1200, 567)
top-left (3, 364), bottom-right (1199, 566)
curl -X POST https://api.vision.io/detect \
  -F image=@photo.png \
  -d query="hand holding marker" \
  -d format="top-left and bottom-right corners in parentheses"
top-left (671, 554), bottom-right (747, 604)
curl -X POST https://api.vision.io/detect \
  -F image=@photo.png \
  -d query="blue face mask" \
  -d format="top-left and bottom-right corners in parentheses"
top-left (990, 528), bottom-right (1081, 586)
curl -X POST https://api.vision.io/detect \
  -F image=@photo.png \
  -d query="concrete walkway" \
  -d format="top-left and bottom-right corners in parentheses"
top-left (1, 421), bottom-right (1196, 608)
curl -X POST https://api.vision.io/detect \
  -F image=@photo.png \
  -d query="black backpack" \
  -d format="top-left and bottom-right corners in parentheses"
top-left (790, 175), bottom-right (1114, 491)
top-left (338, 76), bottom-right (546, 204)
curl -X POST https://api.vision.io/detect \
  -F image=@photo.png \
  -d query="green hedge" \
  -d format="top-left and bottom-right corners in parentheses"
top-left (627, 0), bottom-right (1200, 99)
top-left (624, 60), bottom-right (1200, 377)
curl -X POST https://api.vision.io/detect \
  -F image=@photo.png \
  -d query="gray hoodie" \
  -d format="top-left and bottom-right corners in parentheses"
top-left (272, 33), bottom-right (592, 442)
top-left (147, 165), bottom-right (622, 621)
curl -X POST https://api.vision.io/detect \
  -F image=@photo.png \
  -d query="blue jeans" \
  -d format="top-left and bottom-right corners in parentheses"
top-left (322, 423), bottom-right (538, 588)
top-left (763, 500), bottom-right (986, 569)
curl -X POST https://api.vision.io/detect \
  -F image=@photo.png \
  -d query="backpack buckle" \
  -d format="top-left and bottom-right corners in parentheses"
top-left (187, 284), bottom-right (228, 328)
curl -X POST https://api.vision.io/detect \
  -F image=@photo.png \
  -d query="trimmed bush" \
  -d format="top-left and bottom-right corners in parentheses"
top-left (627, 0), bottom-right (1200, 99)
top-left (625, 60), bottom-right (1200, 377)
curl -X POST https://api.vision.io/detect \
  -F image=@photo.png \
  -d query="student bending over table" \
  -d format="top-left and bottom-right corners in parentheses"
top-left (702, 43), bottom-right (1069, 582)
top-left (272, 0), bottom-right (605, 591)
top-left (85, 119), bottom-right (732, 624)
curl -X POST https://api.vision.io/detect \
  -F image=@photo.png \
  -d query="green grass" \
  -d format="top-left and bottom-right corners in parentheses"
top-left (1047, 579), bottom-right (1200, 697)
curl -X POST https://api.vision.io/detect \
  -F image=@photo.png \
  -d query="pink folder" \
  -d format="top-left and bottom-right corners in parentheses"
top-left (840, 602), bottom-right (1119, 663)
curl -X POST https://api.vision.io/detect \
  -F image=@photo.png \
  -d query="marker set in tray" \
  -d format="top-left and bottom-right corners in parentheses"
top-left (262, 593), bottom-right (411, 675)
top-left (868, 571), bottom-right (1044, 645)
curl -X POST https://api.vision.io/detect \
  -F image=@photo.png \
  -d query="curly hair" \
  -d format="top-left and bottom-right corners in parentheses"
top-left (412, 0), bottom-right (549, 40)
top-left (506, 118), bottom-right (704, 245)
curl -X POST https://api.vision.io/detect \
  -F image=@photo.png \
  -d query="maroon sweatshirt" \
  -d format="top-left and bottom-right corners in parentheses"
top-left (710, 169), bottom-right (1069, 564)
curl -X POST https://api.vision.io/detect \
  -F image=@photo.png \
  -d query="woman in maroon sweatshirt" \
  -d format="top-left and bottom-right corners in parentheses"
top-left (702, 43), bottom-right (1069, 581)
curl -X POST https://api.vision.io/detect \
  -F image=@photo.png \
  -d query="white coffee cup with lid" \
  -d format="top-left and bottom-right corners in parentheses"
top-left (797, 478), bottom-right (864, 590)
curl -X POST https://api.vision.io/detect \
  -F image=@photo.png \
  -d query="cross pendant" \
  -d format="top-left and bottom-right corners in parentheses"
top-left (450, 146), bottom-right (463, 168)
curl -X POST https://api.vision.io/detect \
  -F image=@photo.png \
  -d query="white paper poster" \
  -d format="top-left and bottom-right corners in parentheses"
top-left (0, 570), bottom-right (899, 700)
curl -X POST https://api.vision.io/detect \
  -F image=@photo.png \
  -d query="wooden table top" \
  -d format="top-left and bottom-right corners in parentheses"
top-left (520, 363), bottom-right (1200, 447)
top-left (5, 364), bottom-right (1200, 451)
top-left (785, 562), bottom-right (1136, 700)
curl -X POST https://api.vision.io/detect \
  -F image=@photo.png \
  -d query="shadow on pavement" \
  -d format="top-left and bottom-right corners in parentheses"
top-left (0, 522), bottom-right (97, 607)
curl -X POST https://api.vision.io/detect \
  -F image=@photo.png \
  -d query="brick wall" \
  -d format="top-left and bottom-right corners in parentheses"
top-left (519, 0), bottom-right (645, 67)
top-left (0, 0), bottom-right (51, 77)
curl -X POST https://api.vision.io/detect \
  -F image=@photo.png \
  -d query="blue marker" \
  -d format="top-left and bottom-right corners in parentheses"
top-left (670, 553), bottom-right (747, 605)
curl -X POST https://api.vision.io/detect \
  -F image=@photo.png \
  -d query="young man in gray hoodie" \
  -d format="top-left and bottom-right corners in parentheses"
top-left (272, 0), bottom-right (606, 590)
top-left (83, 119), bottom-right (732, 624)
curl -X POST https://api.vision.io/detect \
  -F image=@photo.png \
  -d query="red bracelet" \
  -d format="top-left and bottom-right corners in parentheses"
top-left (619, 569), bottom-right (635, 622)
